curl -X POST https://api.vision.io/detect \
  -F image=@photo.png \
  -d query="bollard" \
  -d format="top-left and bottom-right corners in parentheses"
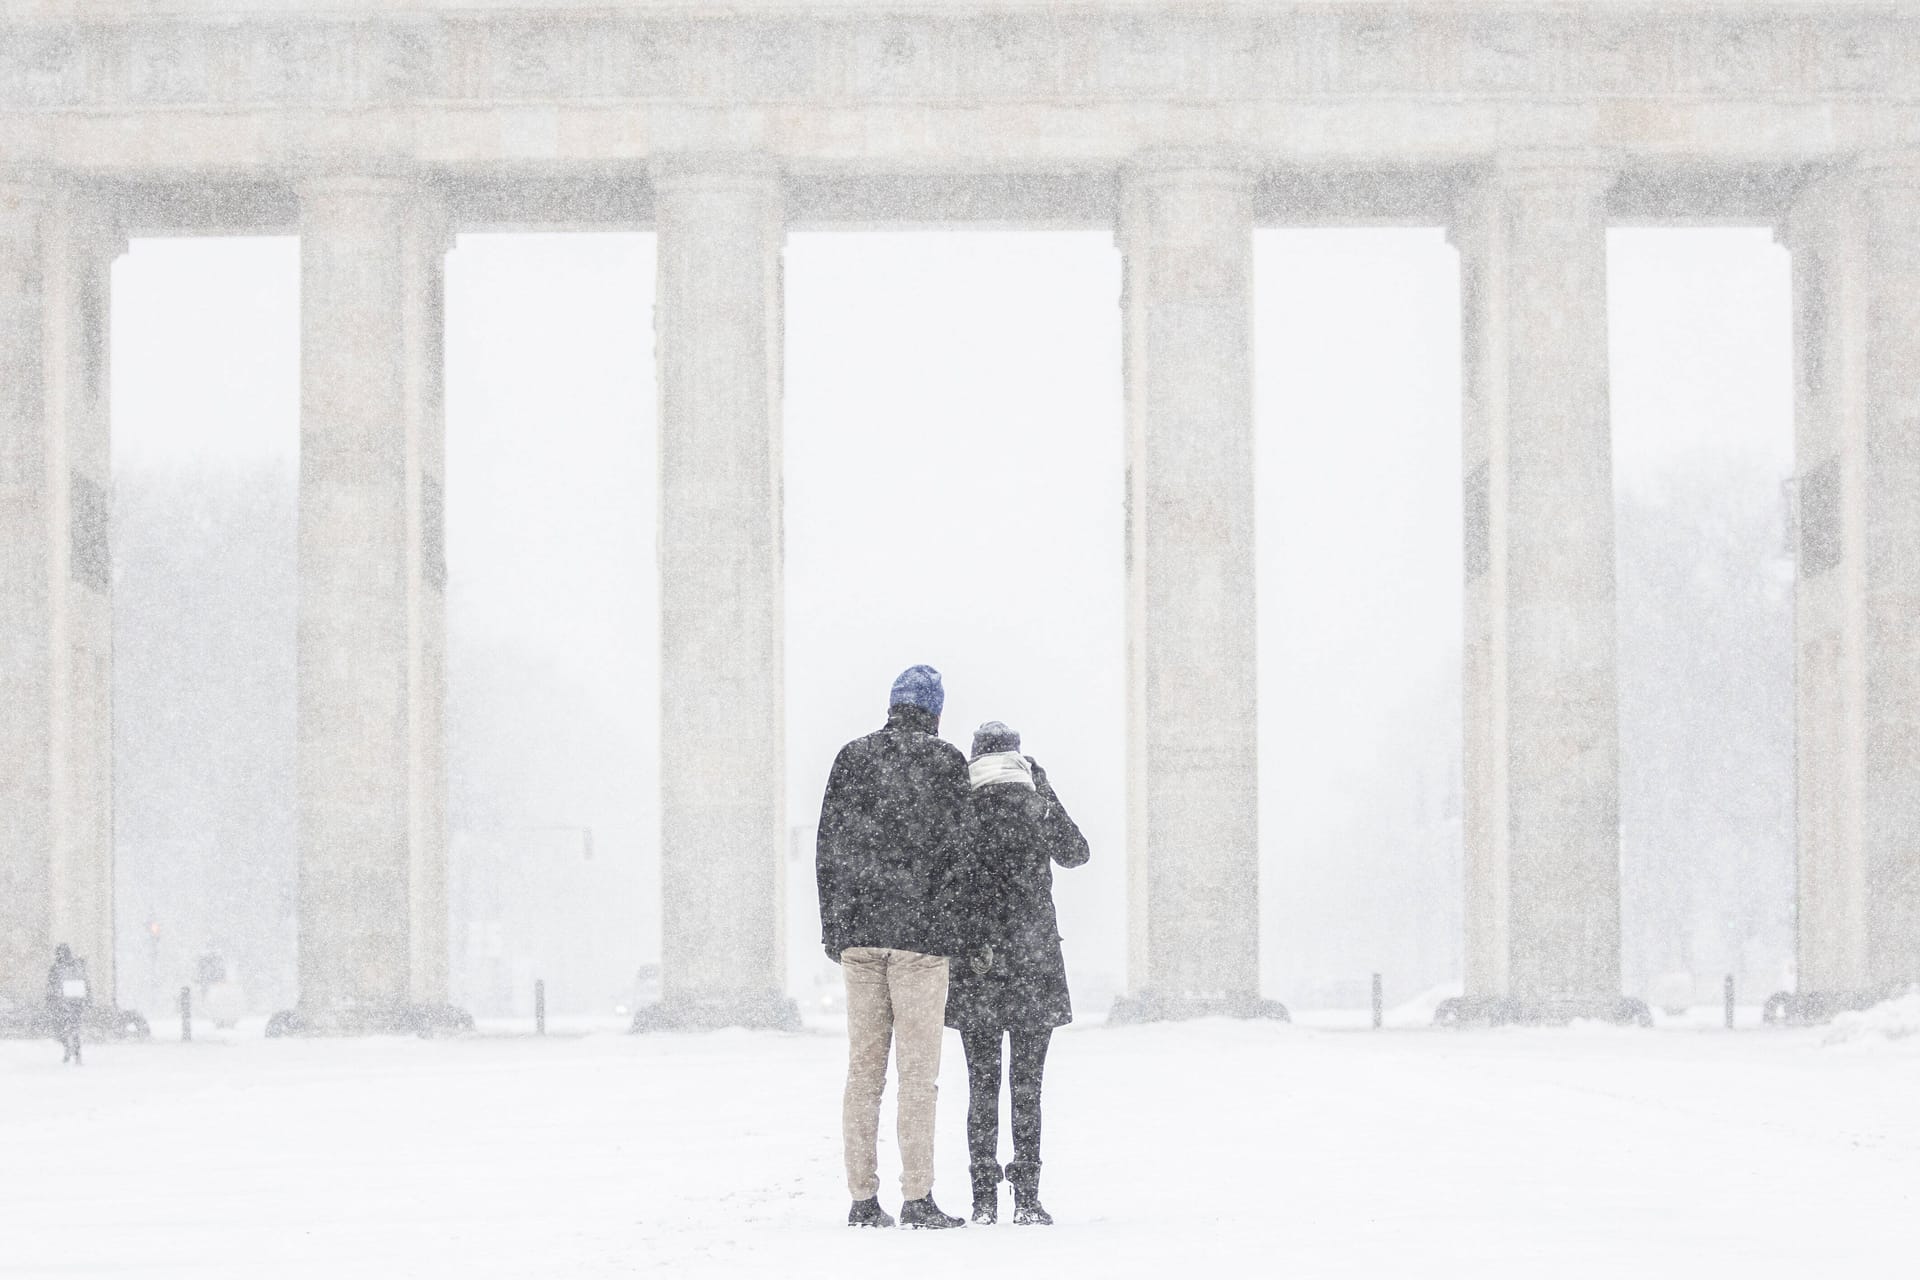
top-left (1371, 973), bottom-right (1384, 1030)
top-left (535, 979), bottom-right (546, 1037)
top-left (1724, 973), bottom-right (1736, 1030)
top-left (180, 986), bottom-right (192, 1042)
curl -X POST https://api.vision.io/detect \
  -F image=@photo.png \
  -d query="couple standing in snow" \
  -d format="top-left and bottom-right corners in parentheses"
top-left (816, 664), bottom-right (1090, 1229)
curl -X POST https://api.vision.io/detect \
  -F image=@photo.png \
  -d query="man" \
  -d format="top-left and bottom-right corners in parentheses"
top-left (46, 944), bottom-right (90, 1066)
top-left (816, 664), bottom-right (972, 1229)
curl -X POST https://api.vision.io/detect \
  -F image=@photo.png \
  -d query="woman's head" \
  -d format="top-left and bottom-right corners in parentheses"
top-left (970, 720), bottom-right (1022, 761)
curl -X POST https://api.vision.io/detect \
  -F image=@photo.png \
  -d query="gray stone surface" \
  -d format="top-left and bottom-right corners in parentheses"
top-left (1119, 159), bottom-right (1259, 1003)
top-left (295, 177), bottom-right (450, 1014)
top-left (653, 155), bottom-right (788, 1011)
top-left (0, 182), bottom-right (118, 1009)
top-left (1786, 160), bottom-right (1920, 996)
top-left (1456, 159), bottom-right (1621, 1004)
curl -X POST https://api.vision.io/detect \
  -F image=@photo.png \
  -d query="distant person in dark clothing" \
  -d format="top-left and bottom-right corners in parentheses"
top-left (816, 664), bottom-right (973, 1230)
top-left (46, 944), bottom-right (91, 1066)
top-left (194, 948), bottom-right (227, 1002)
top-left (946, 721), bottom-right (1090, 1226)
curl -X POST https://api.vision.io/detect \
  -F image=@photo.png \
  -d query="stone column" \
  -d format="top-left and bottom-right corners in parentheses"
top-left (1453, 158), bottom-right (1626, 1019)
top-left (291, 176), bottom-right (451, 1028)
top-left (643, 155), bottom-right (794, 1030)
top-left (1112, 159), bottom-right (1274, 1021)
top-left (1783, 158), bottom-right (1920, 1010)
top-left (0, 179), bottom-right (120, 1011)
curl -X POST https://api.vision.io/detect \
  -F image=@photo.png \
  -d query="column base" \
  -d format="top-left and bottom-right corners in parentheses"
top-left (1106, 992), bottom-right (1291, 1025)
top-left (1761, 989), bottom-right (1903, 1027)
top-left (0, 1004), bottom-right (149, 1040)
top-left (1433, 996), bottom-right (1652, 1028)
top-left (266, 1002), bottom-right (474, 1038)
top-left (630, 991), bottom-right (802, 1033)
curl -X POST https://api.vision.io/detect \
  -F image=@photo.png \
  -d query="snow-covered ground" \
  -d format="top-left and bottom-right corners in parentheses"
top-left (4, 1014), bottom-right (1913, 1278)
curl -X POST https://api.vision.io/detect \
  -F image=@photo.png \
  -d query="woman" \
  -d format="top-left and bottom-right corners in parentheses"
top-left (945, 721), bottom-right (1090, 1226)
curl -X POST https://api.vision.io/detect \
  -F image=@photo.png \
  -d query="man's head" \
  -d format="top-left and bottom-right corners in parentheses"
top-left (889, 665), bottom-right (945, 720)
top-left (54, 943), bottom-right (72, 964)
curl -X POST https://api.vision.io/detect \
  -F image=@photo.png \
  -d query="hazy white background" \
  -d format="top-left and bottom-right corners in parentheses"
top-left (108, 223), bottom-right (1791, 1016)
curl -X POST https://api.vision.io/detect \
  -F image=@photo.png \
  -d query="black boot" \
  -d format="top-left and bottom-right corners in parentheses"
top-left (899, 1196), bottom-right (965, 1229)
top-left (969, 1161), bottom-right (1001, 1225)
top-left (847, 1197), bottom-right (895, 1228)
top-left (1007, 1160), bottom-right (1051, 1226)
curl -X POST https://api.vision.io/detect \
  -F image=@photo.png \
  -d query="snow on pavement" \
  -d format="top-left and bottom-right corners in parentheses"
top-left (3, 1017), bottom-right (1913, 1278)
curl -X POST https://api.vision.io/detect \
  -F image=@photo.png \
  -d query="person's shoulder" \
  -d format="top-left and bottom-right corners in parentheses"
top-left (922, 735), bottom-right (967, 769)
top-left (831, 727), bottom-right (908, 775)
top-left (842, 721), bottom-right (963, 769)
top-left (836, 729), bottom-right (887, 759)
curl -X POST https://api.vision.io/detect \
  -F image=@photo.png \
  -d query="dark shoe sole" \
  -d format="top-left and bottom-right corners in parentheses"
top-left (898, 1196), bottom-right (965, 1229)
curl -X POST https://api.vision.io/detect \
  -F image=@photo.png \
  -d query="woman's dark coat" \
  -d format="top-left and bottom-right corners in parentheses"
top-left (945, 761), bottom-right (1090, 1033)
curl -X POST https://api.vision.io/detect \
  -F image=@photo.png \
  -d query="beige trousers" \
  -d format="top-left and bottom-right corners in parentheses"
top-left (840, 947), bottom-right (950, 1202)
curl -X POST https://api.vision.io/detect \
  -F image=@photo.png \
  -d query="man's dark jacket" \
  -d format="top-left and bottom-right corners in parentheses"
top-left (945, 761), bottom-right (1090, 1032)
top-left (816, 704), bottom-right (974, 958)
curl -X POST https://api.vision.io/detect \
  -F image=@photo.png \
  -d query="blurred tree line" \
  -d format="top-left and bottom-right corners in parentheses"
top-left (113, 462), bottom-right (297, 1012)
top-left (1617, 458), bottom-right (1796, 1004)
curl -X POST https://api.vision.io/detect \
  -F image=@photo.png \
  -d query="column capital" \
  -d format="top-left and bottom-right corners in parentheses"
top-left (1447, 153), bottom-right (1616, 248)
top-left (649, 152), bottom-right (784, 193)
top-left (54, 184), bottom-right (128, 264)
top-left (650, 154), bottom-right (785, 251)
top-left (1115, 153), bottom-right (1255, 258)
top-left (296, 173), bottom-right (450, 252)
top-left (296, 172), bottom-right (446, 203)
top-left (1480, 150), bottom-right (1620, 187)
top-left (0, 154), bottom-right (54, 186)
top-left (0, 176), bottom-right (50, 235)
top-left (1788, 155), bottom-right (1920, 191)
top-left (1780, 154), bottom-right (1920, 242)
top-left (1118, 150), bottom-right (1256, 193)
top-left (0, 177), bottom-right (126, 260)
top-left (1446, 180), bottom-right (1491, 250)
top-left (1780, 163), bottom-right (1857, 246)
top-left (1857, 151), bottom-right (1920, 189)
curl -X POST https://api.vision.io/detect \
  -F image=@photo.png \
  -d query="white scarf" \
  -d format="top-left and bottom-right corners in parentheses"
top-left (969, 751), bottom-right (1036, 791)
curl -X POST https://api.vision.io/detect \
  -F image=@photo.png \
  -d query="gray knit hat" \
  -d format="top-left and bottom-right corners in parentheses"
top-left (970, 720), bottom-right (1021, 760)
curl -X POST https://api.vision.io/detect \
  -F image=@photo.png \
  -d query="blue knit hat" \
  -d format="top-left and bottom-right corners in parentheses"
top-left (889, 664), bottom-right (945, 717)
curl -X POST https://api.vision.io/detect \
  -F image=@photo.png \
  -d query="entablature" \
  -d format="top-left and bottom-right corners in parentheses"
top-left (5, 5), bottom-right (1916, 116)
